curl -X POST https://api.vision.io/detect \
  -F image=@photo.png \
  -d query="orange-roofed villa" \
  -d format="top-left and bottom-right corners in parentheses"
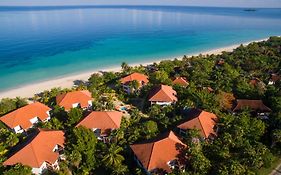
top-left (56, 90), bottom-right (92, 111)
top-left (130, 131), bottom-right (186, 174)
top-left (233, 99), bottom-right (272, 118)
top-left (3, 129), bottom-right (65, 175)
top-left (172, 77), bottom-right (189, 87)
top-left (120, 72), bottom-right (149, 94)
top-left (177, 108), bottom-right (218, 139)
top-left (268, 73), bottom-right (281, 85)
top-left (0, 102), bottom-right (51, 134)
top-left (76, 111), bottom-right (123, 142)
top-left (148, 85), bottom-right (177, 106)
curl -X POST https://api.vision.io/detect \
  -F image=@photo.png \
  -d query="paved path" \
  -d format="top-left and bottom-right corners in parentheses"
top-left (270, 163), bottom-right (281, 175)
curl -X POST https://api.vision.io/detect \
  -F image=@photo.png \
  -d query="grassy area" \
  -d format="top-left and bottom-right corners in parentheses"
top-left (256, 156), bottom-right (281, 175)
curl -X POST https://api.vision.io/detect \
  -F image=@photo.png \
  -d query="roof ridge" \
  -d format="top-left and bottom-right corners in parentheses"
top-left (29, 133), bottom-right (43, 167)
top-left (146, 142), bottom-right (155, 169)
top-left (157, 88), bottom-right (174, 101)
top-left (7, 105), bottom-right (28, 127)
top-left (105, 111), bottom-right (119, 128)
top-left (197, 112), bottom-right (208, 138)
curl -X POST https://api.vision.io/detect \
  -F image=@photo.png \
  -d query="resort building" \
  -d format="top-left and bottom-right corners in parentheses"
top-left (268, 73), bottom-right (281, 85)
top-left (0, 102), bottom-right (51, 134)
top-left (148, 85), bottom-right (177, 106)
top-left (177, 109), bottom-right (218, 139)
top-left (130, 131), bottom-right (186, 174)
top-left (172, 77), bottom-right (189, 87)
top-left (120, 72), bottom-right (149, 94)
top-left (76, 111), bottom-right (123, 142)
top-left (3, 129), bottom-right (65, 175)
top-left (233, 99), bottom-right (272, 118)
top-left (56, 90), bottom-right (92, 111)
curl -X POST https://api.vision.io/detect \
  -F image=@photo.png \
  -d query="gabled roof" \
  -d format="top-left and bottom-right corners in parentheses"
top-left (177, 109), bottom-right (218, 138)
top-left (56, 90), bottom-right (92, 111)
top-left (4, 129), bottom-right (65, 168)
top-left (270, 74), bottom-right (281, 82)
top-left (172, 77), bottom-right (189, 87)
top-left (130, 131), bottom-right (186, 173)
top-left (233, 99), bottom-right (271, 112)
top-left (76, 111), bottom-right (123, 133)
top-left (148, 85), bottom-right (177, 102)
top-left (0, 102), bottom-right (51, 130)
top-left (120, 72), bottom-right (149, 85)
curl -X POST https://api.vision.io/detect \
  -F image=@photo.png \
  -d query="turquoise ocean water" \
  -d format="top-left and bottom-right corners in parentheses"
top-left (0, 6), bottom-right (281, 91)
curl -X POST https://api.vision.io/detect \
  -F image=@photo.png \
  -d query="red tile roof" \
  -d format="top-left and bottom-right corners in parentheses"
top-left (233, 99), bottom-right (271, 112)
top-left (148, 85), bottom-right (177, 103)
top-left (0, 102), bottom-right (51, 130)
top-left (76, 111), bottom-right (123, 134)
top-left (172, 77), bottom-right (189, 87)
top-left (130, 131), bottom-right (186, 173)
top-left (177, 109), bottom-right (218, 138)
top-left (4, 129), bottom-right (65, 168)
top-left (56, 90), bottom-right (92, 111)
top-left (120, 72), bottom-right (149, 85)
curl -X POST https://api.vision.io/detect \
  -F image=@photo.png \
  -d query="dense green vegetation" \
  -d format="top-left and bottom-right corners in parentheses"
top-left (0, 36), bottom-right (281, 174)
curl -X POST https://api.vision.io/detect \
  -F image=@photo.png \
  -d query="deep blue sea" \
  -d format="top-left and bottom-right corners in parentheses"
top-left (0, 6), bottom-right (281, 91)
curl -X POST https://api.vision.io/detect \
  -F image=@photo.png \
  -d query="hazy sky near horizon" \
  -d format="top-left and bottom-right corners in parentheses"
top-left (0, 0), bottom-right (281, 8)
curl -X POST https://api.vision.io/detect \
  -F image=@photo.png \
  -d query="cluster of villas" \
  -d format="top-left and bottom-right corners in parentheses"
top-left (0, 72), bottom-right (274, 174)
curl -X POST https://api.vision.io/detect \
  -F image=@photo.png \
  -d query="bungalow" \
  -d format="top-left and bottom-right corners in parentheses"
top-left (76, 111), bottom-right (123, 142)
top-left (172, 77), bottom-right (189, 87)
top-left (130, 131), bottom-right (186, 174)
top-left (177, 109), bottom-right (218, 139)
top-left (268, 73), bottom-right (281, 85)
top-left (3, 129), bottom-right (65, 175)
top-left (56, 90), bottom-right (92, 111)
top-left (148, 85), bottom-right (177, 106)
top-left (120, 72), bottom-right (149, 94)
top-left (0, 102), bottom-right (51, 134)
top-left (233, 99), bottom-right (272, 118)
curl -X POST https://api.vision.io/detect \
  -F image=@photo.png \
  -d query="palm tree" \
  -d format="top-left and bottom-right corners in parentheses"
top-left (111, 164), bottom-right (129, 175)
top-left (102, 144), bottom-right (125, 168)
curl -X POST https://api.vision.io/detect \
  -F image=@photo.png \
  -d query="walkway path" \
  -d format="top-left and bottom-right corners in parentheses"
top-left (270, 163), bottom-right (281, 175)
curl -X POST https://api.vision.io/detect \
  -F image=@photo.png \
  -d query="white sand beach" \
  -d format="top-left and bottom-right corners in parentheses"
top-left (0, 38), bottom-right (268, 99)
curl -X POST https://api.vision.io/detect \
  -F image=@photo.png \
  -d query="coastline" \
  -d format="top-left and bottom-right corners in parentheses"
top-left (0, 37), bottom-right (268, 99)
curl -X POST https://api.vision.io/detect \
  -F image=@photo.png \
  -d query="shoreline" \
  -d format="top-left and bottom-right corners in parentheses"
top-left (0, 37), bottom-right (269, 99)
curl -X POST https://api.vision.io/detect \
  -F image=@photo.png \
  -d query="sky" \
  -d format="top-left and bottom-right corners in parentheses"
top-left (0, 0), bottom-right (280, 8)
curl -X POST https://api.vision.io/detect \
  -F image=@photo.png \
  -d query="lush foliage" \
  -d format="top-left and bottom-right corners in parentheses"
top-left (0, 37), bottom-right (281, 174)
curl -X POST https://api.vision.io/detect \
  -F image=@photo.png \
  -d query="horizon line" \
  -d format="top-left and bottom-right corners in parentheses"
top-left (0, 5), bottom-right (280, 9)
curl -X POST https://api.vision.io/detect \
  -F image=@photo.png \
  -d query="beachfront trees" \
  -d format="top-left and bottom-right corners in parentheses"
top-left (149, 70), bottom-right (172, 85)
top-left (102, 144), bottom-right (125, 170)
top-left (185, 142), bottom-right (211, 175)
top-left (0, 37), bottom-right (281, 174)
top-left (121, 62), bottom-right (131, 74)
top-left (0, 98), bottom-right (27, 116)
top-left (66, 127), bottom-right (98, 173)
top-left (142, 120), bottom-right (158, 139)
top-left (205, 112), bottom-right (273, 174)
top-left (2, 164), bottom-right (32, 175)
top-left (0, 128), bottom-right (19, 162)
top-left (66, 108), bottom-right (83, 127)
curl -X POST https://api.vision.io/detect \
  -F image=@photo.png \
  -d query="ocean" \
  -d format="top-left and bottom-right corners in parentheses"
top-left (0, 6), bottom-right (281, 91)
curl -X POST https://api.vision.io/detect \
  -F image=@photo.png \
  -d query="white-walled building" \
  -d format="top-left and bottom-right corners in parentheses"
top-left (148, 85), bottom-right (178, 106)
top-left (0, 102), bottom-right (51, 133)
top-left (56, 90), bottom-right (92, 111)
top-left (3, 129), bottom-right (65, 174)
top-left (120, 72), bottom-right (149, 94)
